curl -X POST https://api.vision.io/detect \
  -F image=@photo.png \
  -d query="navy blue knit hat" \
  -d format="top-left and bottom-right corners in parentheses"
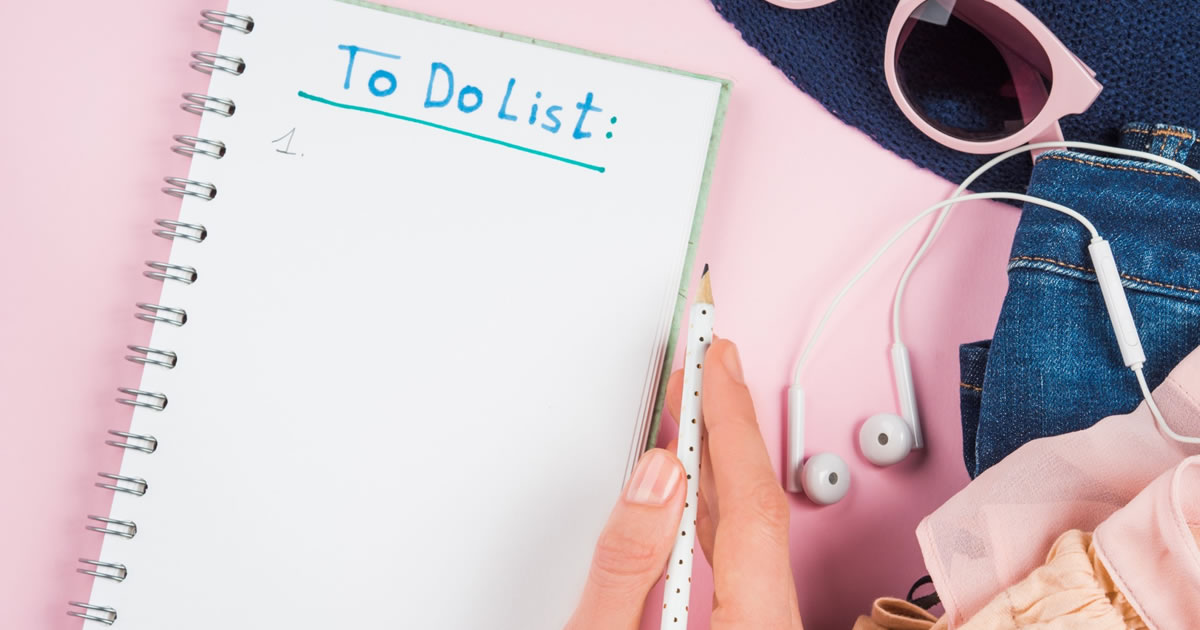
top-left (710, 0), bottom-right (1200, 191)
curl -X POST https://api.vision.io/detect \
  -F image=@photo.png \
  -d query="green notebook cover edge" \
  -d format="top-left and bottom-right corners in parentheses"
top-left (334, 0), bottom-right (732, 453)
top-left (646, 84), bottom-right (729, 451)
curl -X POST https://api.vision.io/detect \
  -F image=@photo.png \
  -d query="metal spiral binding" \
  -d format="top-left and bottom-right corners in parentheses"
top-left (190, 51), bottom-right (246, 76)
top-left (171, 135), bottom-right (226, 159)
top-left (181, 92), bottom-right (236, 117)
top-left (154, 219), bottom-right (208, 243)
top-left (115, 387), bottom-right (168, 411)
top-left (135, 303), bottom-right (188, 326)
top-left (86, 515), bottom-right (138, 539)
top-left (143, 260), bottom-right (198, 284)
top-left (199, 10), bottom-right (255, 34)
top-left (125, 345), bottom-right (178, 369)
top-left (95, 473), bottom-right (148, 497)
top-left (162, 176), bottom-right (217, 201)
top-left (77, 559), bottom-right (128, 583)
top-left (106, 430), bottom-right (159, 454)
top-left (68, 602), bottom-right (117, 625)
top-left (73, 9), bottom-right (253, 624)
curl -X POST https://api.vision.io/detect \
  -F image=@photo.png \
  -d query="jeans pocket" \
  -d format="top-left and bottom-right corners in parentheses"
top-left (959, 340), bottom-right (990, 478)
top-left (975, 263), bottom-right (1200, 477)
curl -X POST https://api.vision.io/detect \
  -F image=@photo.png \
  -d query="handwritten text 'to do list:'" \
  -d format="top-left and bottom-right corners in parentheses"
top-left (298, 44), bottom-right (620, 173)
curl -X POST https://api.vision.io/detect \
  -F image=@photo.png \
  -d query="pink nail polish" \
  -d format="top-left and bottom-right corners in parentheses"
top-left (625, 450), bottom-right (680, 505)
top-left (722, 342), bottom-right (744, 385)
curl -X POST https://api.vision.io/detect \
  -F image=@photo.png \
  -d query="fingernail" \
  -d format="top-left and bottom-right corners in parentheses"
top-left (625, 450), bottom-right (680, 505)
top-left (722, 342), bottom-right (744, 385)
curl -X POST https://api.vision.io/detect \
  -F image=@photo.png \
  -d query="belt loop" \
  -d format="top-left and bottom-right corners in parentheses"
top-left (1119, 122), bottom-right (1197, 163)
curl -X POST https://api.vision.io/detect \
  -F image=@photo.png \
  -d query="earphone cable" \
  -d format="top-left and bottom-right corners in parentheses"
top-left (891, 142), bottom-right (1200, 344)
top-left (1133, 365), bottom-right (1200, 445)
top-left (791, 191), bottom-right (1099, 385)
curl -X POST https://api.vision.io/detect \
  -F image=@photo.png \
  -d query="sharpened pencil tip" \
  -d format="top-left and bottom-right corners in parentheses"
top-left (696, 265), bottom-right (713, 305)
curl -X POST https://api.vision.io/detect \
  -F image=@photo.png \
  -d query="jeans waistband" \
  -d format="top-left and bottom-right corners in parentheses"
top-left (1010, 123), bottom-right (1200, 304)
top-left (1118, 122), bottom-right (1200, 169)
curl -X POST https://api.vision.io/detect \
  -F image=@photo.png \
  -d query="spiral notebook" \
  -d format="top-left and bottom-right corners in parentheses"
top-left (72, 0), bottom-right (727, 627)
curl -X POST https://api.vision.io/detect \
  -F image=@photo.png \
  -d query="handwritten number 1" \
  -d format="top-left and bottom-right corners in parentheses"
top-left (271, 127), bottom-right (300, 155)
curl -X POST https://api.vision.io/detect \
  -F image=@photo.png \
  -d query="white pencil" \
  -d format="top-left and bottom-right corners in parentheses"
top-left (661, 264), bottom-right (713, 628)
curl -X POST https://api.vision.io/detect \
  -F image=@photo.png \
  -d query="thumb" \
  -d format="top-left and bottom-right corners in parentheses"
top-left (566, 449), bottom-right (687, 630)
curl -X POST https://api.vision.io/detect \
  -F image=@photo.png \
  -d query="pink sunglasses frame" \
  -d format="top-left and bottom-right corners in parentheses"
top-left (766, 0), bottom-right (1103, 154)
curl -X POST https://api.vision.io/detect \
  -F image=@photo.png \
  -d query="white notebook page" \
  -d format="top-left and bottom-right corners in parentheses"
top-left (89, 1), bottom-right (723, 627)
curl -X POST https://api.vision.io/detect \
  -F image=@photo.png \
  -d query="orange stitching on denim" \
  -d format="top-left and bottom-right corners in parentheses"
top-left (1125, 127), bottom-right (1195, 141)
top-left (1153, 128), bottom-right (1194, 140)
top-left (959, 382), bottom-right (983, 392)
top-left (1010, 255), bottom-right (1200, 296)
top-left (1037, 154), bottom-right (1193, 179)
top-left (1013, 255), bottom-right (1091, 274)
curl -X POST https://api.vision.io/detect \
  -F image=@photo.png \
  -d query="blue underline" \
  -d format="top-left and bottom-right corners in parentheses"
top-left (297, 91), bottom-right (606, 173)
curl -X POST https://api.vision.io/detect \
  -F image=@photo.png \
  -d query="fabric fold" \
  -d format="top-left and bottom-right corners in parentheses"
top-left (918, 344), bottom-right (1200, 627)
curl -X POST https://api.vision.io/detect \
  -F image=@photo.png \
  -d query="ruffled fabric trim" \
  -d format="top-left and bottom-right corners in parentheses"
top-left (959, 530), bottom-right (1144, 630)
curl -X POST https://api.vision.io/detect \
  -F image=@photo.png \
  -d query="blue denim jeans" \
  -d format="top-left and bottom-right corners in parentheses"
top-left (960, 123), bottom-right (1200, 478)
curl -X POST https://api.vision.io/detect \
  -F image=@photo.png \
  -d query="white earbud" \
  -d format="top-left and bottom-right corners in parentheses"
top-left (858, 413), bottom-right (914, 466)
top-left (799, 452), bottom-right (850, 505)
top-left (787, 386), bottom-right (851, 504)
top-left (856, 342), bottom-right (924, 466)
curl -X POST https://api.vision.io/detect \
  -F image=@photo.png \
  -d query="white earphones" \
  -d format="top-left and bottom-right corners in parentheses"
top-left (859, 342), bottom-right (923, 466)
top-left (788, 190), bottom-right (1099, 502)
top-left (786, 386), bottom-right (850, 504)
top-left (786, 141), bottom-right (1200, 505)
top-left (785, 343), bottom-right (919, 504)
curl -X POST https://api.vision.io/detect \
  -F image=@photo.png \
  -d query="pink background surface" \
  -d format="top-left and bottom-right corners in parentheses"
top-left (0, 1), bottom-right (1018, 628)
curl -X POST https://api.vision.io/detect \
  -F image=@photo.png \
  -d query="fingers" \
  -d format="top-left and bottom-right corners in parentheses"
top-left (701, 340), bottom-right (783, 534)
top-left (565, 449), bottom-right (686, 630)
top-left (701, 340), bottom-right (797, 627)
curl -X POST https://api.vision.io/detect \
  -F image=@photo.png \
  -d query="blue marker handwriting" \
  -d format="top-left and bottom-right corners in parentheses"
top-left (337, 44), bottom-right (616, 143)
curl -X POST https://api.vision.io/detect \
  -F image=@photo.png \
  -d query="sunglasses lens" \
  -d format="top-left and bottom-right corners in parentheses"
top-left (894, 0), bottom-right (1053, 142)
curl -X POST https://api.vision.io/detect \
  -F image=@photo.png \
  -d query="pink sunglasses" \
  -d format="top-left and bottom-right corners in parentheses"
top-left (766, 0), bottom-right (1102, 154)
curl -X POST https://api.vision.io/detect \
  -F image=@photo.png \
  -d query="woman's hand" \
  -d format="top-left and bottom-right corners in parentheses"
top-left (566, 339), bottom-right (803, 630)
